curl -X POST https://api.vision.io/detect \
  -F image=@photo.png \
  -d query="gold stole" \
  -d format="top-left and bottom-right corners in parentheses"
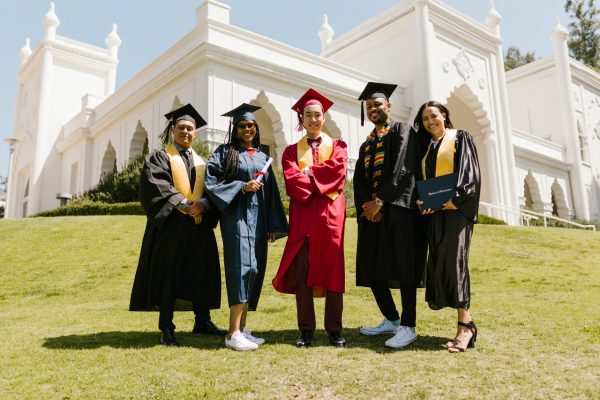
top-left (165, 143), bottom-right (206, 224)
top-left (296, 133), bottom-right (339, 200)
top-left (421, 129), bottom-right (457, 179)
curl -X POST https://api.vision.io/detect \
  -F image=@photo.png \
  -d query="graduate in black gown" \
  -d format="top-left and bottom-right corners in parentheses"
top-left (129, 104), bottom-right (225, 346)
top-left (353, 82), bottom-right (427, 349)
top-left (413, 101), bottom-right (481, 353)
top-left (205, 104), bottom-right (288, 351)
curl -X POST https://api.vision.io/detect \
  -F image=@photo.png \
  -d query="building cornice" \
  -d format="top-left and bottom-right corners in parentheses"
top-left (427, 1), bottom-right (500, 53)
top-left (570, 59), bottom-right (600, 89)
top-left (514, 145), bottom-right (572, 171)
top-left (505, 56), bottom-right (555, 83)
top-left (322, 3), bottom-right (416, 58)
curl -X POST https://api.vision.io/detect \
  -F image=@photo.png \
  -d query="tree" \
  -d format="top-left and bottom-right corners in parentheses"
top-left (564, 0), bottom-right (600, 70)
top-left (504, 46), bottom-right (537, 71)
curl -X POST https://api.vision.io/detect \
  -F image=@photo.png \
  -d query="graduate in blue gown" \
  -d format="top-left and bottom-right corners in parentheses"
top-left (205, 104), bottom-right (288, 351)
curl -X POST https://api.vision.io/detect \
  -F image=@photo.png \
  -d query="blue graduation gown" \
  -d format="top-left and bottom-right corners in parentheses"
top-left (205, 145), bottom-right (288, 310)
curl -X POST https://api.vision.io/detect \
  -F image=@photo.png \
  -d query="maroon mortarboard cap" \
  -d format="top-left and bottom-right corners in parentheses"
top-left (292, 88), bottom-right (334, 114)
top-left (357, 82), bottom-right (397, 126)
top-left (291, 88), bottom-right (334, 131)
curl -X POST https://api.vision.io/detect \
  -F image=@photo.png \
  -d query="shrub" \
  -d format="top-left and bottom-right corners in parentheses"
top-left (478, 214), bottom-right (507, 225)
top-left (33, 201), bottom-right (143, 217)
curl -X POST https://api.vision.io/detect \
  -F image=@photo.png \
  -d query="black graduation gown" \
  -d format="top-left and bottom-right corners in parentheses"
top-left (353, 120), bottom-right (427, 288)
top-left (205, 145), bottom-right (288, 310)
top-left (129, 149), bottom-right (221, 312)
top-left (423, 130), bottom-right (481, 310)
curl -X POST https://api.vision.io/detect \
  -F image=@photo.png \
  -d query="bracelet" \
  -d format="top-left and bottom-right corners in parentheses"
top-left (375, 197), bottom-right (384, 207)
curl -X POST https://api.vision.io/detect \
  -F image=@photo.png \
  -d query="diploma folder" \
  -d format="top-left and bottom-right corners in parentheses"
top-left (416, 173), bottom-right (458, 211)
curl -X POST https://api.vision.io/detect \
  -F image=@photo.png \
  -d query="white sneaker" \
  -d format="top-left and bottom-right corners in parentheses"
top-left (243, 329), bottom-right (265, 345)
top-left (225, 331), bottom-right (258, 351)
top-left (359, 318), bottom-right (398, 335)
top-left (385, 326), bottom-right (417, 349)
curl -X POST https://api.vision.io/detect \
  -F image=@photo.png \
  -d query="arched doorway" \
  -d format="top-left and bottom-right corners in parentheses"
top-left (130, 120), bottom-right (149, 158)
top-left (445, 84), bottom-right (493, 206)
top-left (550, 179), bottom-right (569, 219)
top-left (523, 172), bottom-right (543, 213)
top-left (249, 90), bottom-right (286, 167)
top-left (101, 141), bottom-right (117, 177)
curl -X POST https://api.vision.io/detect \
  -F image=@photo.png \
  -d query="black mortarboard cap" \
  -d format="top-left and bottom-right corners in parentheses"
top-left (221, 103), bottom-right (261, 141)
top-left (222, 103), bottom-right (261, 125)
top-left (159, 104), bottom-right (207, 145)
top-left (357, 82), bottom-right (398, 126)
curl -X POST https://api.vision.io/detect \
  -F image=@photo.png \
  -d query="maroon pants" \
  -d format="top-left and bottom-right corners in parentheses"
top-left (293, 241), bottom-right (343, 333)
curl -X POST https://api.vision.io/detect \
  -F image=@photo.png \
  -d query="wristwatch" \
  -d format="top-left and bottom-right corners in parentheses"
top-left (375, 197), bottom-right (384, 207)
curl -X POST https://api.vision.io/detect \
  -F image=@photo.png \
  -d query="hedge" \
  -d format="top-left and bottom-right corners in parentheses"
top-left (33, 201), bottom-right (143, 217)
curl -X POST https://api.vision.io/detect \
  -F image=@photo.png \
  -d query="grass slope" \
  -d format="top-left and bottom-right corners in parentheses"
top-left (0, 216), bottom-right (599, 399)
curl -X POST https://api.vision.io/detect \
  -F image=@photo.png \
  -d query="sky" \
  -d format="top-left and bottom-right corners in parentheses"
top-left (0, 0), bottom-right (572, 181)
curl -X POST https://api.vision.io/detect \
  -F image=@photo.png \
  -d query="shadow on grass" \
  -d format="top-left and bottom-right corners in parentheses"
top-left (42, 329), bottom-right (451, 352)
top-left (42, 331), bottom-right (225, 350)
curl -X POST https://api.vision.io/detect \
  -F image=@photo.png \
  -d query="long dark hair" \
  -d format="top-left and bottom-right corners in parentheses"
top-left (220, 121), bottom-right (261, 182)
top-left (413, 100), bottom-right (454, 151)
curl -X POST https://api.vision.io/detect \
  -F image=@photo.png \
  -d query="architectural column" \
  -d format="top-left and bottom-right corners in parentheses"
top-left (104, 23), bottom-right (121, 96)
top-left (415, 0), bottom-right (434, 101)
top-left (485, 0), bottom-right (521, 224)
top-left (551, 19), bottom-right (590, 220)
top-left (28, 3), bottom-right (59, 215)
top-left (2, 138), bottom-right (20, 218)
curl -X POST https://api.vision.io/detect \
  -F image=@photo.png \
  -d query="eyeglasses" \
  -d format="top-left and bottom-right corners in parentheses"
top-left (237, 122), bottom-right (256, 129)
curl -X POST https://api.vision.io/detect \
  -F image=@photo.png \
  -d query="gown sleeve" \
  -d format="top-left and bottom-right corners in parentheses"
top-left (264, 164), bottom-right (289, 237)
top-left (282, 145), bottom-right (316, 203)
top-left (451, 130), bottom-right (481, 222)
top-left (205, 144), bottom-right (245, 213)
top-left (139, 150), bottom-right (185, 229)
top-left (310, 140), bottom-right (348, 195)
top-left (353, 142), bottom-right (369, 220)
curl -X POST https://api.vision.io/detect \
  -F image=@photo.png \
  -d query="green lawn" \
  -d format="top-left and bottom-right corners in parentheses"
top-left (0, 216), bottom-right (599, 399)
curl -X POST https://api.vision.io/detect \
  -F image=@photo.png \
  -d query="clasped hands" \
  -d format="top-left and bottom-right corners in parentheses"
top-left (183, 201), bottom-right (205, 224)
top-left (416, 199), bottom-right (457, 215)
top-left (362, 200), bottom-right (383, 222)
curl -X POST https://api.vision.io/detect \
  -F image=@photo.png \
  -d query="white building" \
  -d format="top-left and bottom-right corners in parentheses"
top-left (4, 0), bottom-right (600, 224)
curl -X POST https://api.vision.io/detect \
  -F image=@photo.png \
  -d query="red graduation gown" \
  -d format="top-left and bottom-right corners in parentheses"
top-left (272, 138), bottom-right (347, 294)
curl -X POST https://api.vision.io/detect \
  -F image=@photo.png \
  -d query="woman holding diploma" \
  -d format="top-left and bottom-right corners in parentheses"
top-left (413, 101), bottom-right (481, 353)
top-left (206, 103), bottom-right (288, 351)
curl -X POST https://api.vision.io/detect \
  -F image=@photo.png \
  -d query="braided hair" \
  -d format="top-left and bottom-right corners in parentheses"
top-left (219, 121), bottom-right (261, 183)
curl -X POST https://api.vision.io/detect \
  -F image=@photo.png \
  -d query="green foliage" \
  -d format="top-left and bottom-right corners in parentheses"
top-left (0, 205), bottom-right (4, 219)
top-left (81, 153), bottom-right (146, 203)
top-left (565, 0), bottom-right (600, 70)
top-left (478, 214), bottom-right (507, 225)
top-left (504, 46), bottom-right (537, 71)
top-left (32, 201), bottom-right (143, 217)
top-left (192, 139), bottom-right (212, 159)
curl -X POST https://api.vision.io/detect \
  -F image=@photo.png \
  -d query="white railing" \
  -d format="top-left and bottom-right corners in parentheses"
top-left (479, 201), bottom-right (596, 231)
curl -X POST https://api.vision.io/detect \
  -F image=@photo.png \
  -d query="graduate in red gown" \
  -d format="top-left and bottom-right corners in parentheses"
top-left (272, 88), bottom-right (348, 347)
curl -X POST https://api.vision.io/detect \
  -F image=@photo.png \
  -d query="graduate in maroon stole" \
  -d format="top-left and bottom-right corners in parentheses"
top-left (272, 89), bottom-right (348, 347)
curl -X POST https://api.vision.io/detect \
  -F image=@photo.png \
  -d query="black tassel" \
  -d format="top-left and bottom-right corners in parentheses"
top-left (159, 121), bottom-right (173, 146)
top-left (361, 100), bottom-right (365, 127)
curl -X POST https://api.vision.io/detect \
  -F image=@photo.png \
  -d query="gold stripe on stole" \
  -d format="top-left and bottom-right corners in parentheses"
top-left (296, 133), bottom-right (339, 200)
top-left (421, 129), bottom-right (457, 179)
top-left (166, 144), bottom-right (206, 224)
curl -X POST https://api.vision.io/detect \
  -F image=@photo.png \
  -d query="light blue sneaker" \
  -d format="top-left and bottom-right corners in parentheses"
top-left (359, 318), bottom-right (398, 335)
top-left (384, 326), bottom-right (417, 348)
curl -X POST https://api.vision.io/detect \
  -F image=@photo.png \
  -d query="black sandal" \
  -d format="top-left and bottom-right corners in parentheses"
top-left (448, 321), bottom-right (477, 352)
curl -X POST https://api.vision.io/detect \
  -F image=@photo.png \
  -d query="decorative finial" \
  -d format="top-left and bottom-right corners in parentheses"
top-left (105, 23), bottom-right (122, 48)
top-left (43, 2), bottom-right (60, 40)
top-left (318, 14), bottom-right (335, 53)
top-left (552, 17), bottom-right (568, 39)
top-left (485, 0), bottom-right (502, 31)
top-left (19, 37), bottom-right (32, 65)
